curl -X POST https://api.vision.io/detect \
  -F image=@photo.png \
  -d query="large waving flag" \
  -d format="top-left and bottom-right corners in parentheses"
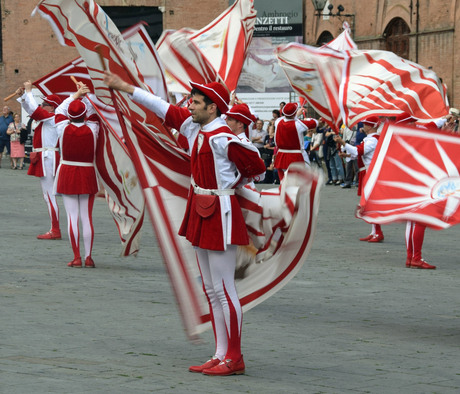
top-left (276, 33), bottom-right (448, 130)
top-left (31, 22), bottom-right (170, 256)
top-left (35, 0), bottom-right (321, 339)
top-left (340, 50), bottom-right (449, 126)
top-left (276, 43), bottom-right (345, 131)
top-left (156, 0), bottom-right (256, 93)
top-left (357, 122), bottom-right (460, 229)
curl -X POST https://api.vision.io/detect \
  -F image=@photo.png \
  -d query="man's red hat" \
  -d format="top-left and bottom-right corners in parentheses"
top-left (303, 118), bottom-right (319, 130)
top-left (226, 103), bottom-right (257, 126)
top-left (362, 116), bottom-right (380, 128)
top-left (67, 99), bottom-right (87, 120)
top-left (282, 102), bottom-right (298, 117)
top-left (42, 94), bottom-right (62, 109)
top-left (189, 81), bottom-right (230, 114)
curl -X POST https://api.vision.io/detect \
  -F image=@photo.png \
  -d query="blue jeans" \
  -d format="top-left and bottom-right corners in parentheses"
top-left (329, 151), bottom-right (345, 181)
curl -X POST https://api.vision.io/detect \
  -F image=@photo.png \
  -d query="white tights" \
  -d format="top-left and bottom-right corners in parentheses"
top-left (62, 194), bottom-right (95, 260)
top-left (196, 245), bottom-right (242, 361)
top-left (40, 170), bottom-right (60, 231)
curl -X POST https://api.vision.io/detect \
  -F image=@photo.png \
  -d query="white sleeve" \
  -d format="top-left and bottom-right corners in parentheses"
top-left (343, 143), bottom-right (358, 157)
top-left (131, 87), bottom-right (170, 119)
top-left (20, 92), bottom-right (39, 115)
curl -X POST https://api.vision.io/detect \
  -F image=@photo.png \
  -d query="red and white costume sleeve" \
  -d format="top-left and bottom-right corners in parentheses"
top-left (131, 88), bottom-right (266, 251)
top-left (54, 97), bottom-right (100, 195)
top-left (343, 133), bottom-right (379, 196)
top-left (274, 116), bottom-right (312, 170)
top-left (20, 92), bottom-right (61, 178)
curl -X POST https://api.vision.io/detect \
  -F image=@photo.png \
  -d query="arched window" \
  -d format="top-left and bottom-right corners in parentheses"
top-left (316, 31), bottom-right (334, 46)
top-left (384, 18), bottom-right (410, 59)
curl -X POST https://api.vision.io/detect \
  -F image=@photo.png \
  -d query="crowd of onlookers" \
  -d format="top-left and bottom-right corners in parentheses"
top-left (248, 101), bottom-right (460, 187)
top-left (0, 105), bottom-right (30, 170)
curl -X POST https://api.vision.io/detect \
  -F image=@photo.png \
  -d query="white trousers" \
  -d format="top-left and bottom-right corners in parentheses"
top-left (62, 194), bottom-right (95, 260)
top-left (195, 245), bottom-right (242, 361)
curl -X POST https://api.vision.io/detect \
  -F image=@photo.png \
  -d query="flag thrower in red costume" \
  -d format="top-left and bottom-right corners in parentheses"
top-left (35, 0), bottom-right (323, 346)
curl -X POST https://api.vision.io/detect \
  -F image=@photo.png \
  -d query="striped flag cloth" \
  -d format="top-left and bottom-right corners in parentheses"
top-left (357, 122), bottom-right (460, 229)
top-left (156, 0), bottom-right (256, 93)
top-left (32, 21), bottom-right (168, 256)
top-left (340, 50), bottom-right (449, 126)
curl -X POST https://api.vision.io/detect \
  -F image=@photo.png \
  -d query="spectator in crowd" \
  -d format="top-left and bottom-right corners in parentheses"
top-left (6, 113), bottom-right (26, 170)
top-left (250, 119), bottom-right (267, 153)
top-left (271, 109), bottom-right (280, 124)
top-left (262, 123), bottom-right (276, 183)
top-left (308, 124), bottom-right (323, 168)
top-left (339, 125), bottom-right (358, 188)
top-left (325, 128), bottom-right (345, 185)
top-left (0, 105), bottom-right (14, 168)
top-left (317, 119), bottom-right (333, 184)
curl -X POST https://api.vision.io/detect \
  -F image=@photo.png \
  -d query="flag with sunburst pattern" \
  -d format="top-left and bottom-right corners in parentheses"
top-left (357, 122), bottom-right (460, 229)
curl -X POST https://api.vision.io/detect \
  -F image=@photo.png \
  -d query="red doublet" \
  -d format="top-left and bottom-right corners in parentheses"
top-left (178, 128), bottom-right (265, 251)
top-left (274, 118), bottom-right (305, 170)
top-left (27, 107), bottom-right (60, 178)
top-left (56, 123), bottom-right (98, 195)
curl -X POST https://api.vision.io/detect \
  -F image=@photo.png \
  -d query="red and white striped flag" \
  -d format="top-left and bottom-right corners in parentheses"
top-left (156, 0), bottom-right (256, 93)
top-left (32, 21), bottom-right (168, 256)
top-left (322, 22), bottom-right (357, 51)
top-left (358, 122), bottom-right (460, 229)
top-left (276, 43), bottom-right (345, 131)
top-left (35, 0), bottom-right (322, 339)
top-left (340, 50), bottom-right (449, 125)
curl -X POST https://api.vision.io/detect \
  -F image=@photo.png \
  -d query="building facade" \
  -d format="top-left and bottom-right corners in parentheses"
top-left (0, 0), bottom-right (458, 113)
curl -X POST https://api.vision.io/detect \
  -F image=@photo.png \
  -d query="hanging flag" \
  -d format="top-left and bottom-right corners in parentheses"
top-left (357, 122), bottom-right (460, 229)
top-left (156, 0), bottom-right (256, 93)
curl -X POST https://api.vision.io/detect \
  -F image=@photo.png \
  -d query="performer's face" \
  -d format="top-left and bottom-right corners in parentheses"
top-left (225, 116), bottom-right (243, 134)
top-left (189, 93), bottom-right (215, 126)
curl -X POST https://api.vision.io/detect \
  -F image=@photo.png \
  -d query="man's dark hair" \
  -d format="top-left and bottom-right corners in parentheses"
top-left (272, 109), bottom-right (280, 118)
top-left (191, 87), bottom-right (222, 117)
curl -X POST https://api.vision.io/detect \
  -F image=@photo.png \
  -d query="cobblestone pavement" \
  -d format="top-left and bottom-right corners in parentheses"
top-left (1, 158), bottom-right (460, 393)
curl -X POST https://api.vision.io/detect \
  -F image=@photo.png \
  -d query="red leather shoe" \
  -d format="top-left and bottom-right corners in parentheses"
top-left (85, 256), bottom-right (96, 268)
top-left (405, 258), bottom-right (411, 268)
top-left (202, 356), bottom-right (245, 376)
top-left (67, 257), bottom-right (82, 268)
top-left (359, 234), bottom-right (373, 241)
top-left (37, 230), bottom-right (62, 240)
top-left (368, 234), bottom-right (384, 243)
top-left (189, 357), bottom-right (221, 373)
top-left (410, 259), bottom-right (436, 269)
